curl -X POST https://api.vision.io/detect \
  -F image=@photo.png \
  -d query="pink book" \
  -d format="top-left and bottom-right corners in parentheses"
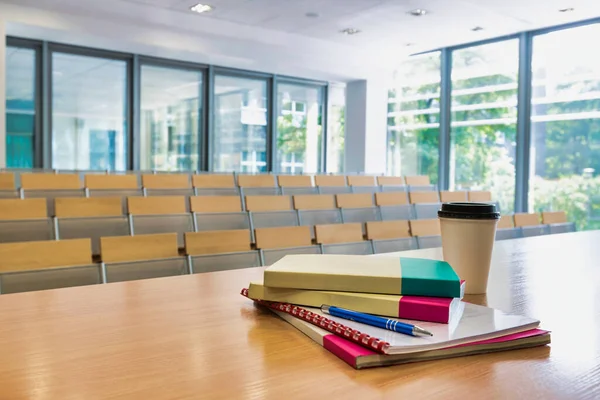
top-left (241, 290), bottom-right (550, 369)
top-left (247, 280), bottom-right (466, 324)
top-left (274, 309), bottom-right (550, 369)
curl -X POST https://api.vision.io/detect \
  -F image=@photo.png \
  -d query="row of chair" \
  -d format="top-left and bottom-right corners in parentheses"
top-left (497, 211), bottom-right (576, 238)
top-left (0, 210), bottom-right (577, 295)
top-left (0, 192), bottom-right (486, 254)
top-left (0, 172), bottom-right (435, 191)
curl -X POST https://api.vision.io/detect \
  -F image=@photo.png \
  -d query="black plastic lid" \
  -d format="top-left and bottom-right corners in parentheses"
top-left (438, 202), bottom-right (500, 220)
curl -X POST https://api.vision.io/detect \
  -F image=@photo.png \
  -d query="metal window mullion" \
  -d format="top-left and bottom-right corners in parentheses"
top-left (130, 54), bottom-right (140, 171)
top-left (438, 48), bottom-right (452, 191)
top-left (42, 41), bottom-right (52, 169)
top-left (267, 76), bottom-right (277, 173)
top-left (321, 85), bottom-right (329, 173)
top-left (202, 65), bottom-right (214, 172)
top-left (515, 32), bottom-right (533, 213)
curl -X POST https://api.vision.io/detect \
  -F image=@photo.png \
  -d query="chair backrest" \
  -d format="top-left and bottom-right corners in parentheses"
top-left (21, 173), bottom-right (81, 190)
top-left (366, 220), bottom-right (411, 240)
top-left (190, 251), bottom-right (261, 273)
top-left (0, 264), bottom-right (102, 294)
top-left (293, 194), bottom-right (336, 210)
top-left (379, 204), bottom-right (414, 221)
top-left (85, 174), bottom-right (138, 189)
top-left (376, 176), bottom-right (405, 186)
top-left (321, 241), bottom-right (374, 255)
top-left (468, 191), bottom-right (492, 202)
top-left (195, 212), bottom-right (250, 232)
top-left (371, 237), bottom-right (418, 254)
top-left (405, 176), bottom-right (430, 186)
top-left (375, 192), bottom-right (409, 206)
top-left (346, 176), bottom-right (376, 187)
top-left (281, 187), bottom-right (319, 196)
top-left (495, 228), bottom-right (522, 241)
top-left (277, 175), bottom-right (313, 188)
top-left (0, 238), bottom-right (92, 272)
top-left (336, 193), bottom-right (373, 208)
top-left (192, 174), bottom-right (236, 188)
top-left (514, 213), bottom-right (541, 227)
top-left (0, 173), bottom-right (15, 190)
top-left (314, 175), bottom-right (346, 187)
top-left (498, 215), bottom-right (515, 229)
top-left (100, 233), bottom-right (179, 262)
top-left (0, 198), bottom-right (47, 220)
top-left (142, 174), bottom-right (191, 189)
top-left (255, 226), bottom-right (312, 249)
top-left (542, 211), bottom-right (567, 224)
top-left (440, 191), bottom-right (468, 202)
top-left (55, 197), bottom-right (123, 218)
top-left (409, 219), bottom-right (441, 236)
top-left (127, 196), bottom-right (186, 215)
top-left (103, 257), bottom-right (188, 283)
top-left (245, 195), bottom-right (292, 212)
top-left (261, 246), bottom-right (321, 266)
top-left (314, 223), bottom-right (363, 244)
top-left (185, 229), bottom-right (251, 255)
top-left (237, 175), bottom-right (276, 188)
top-left (409, 191), bottom-right (440, 204)
top-left (190, 196), bottom-right (242, 213)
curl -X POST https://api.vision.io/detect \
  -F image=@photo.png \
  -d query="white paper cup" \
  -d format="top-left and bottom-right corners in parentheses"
top-left (438, 202), bottom-right (500, 295)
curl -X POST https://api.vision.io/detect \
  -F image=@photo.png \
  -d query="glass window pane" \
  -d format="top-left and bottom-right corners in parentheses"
top-left (140, 65), bottom-right (202, 171)
top-left (276, 83), bottom-right (324, 174)
top-left (52, 52), bottom-right (127, 171)
top-left (450, 40), bottom-right (519, 213)
top-left (530, 24), bottom-right (600, 230)
top-left (387, 52), bottom-right (440, 183)
top-left (327, 84), bottom-right (345, 173)
top-left (6, 46), bottom-right (36, 168)
top-left (212, 75), bottom-right (267, 173)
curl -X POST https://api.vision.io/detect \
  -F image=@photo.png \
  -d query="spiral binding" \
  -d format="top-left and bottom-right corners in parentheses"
top-left (241, 288), bottom-right (390, 354)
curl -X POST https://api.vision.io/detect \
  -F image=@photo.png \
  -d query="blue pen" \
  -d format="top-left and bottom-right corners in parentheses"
top-left (321, 305), bottom-right (433, 337)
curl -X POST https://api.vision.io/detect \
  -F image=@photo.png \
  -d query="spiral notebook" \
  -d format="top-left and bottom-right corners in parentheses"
top-left (275, 309), bottom-right (550, 369)
top-left (242, 289), bottom-right (545, 357)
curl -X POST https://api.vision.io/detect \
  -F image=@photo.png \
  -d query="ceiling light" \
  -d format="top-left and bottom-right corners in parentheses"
top-left (408, 9), bottom-right (428, 16)
top-left (340, 28), bottom-right (361, 35)
top-left (190, 3), bottom-right (214, 13)
top-left (471, 26), bottom-right (484, 32)
top-left (559, 7), bottom-right (575, 12)
top-left (305, 12), bottom-right (320, 18)
top-left (405, 43), bottom-right (415, 47)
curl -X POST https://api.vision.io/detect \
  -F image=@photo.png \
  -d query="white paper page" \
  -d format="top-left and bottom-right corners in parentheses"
top-left (318, 302), bottom-right (540, 355)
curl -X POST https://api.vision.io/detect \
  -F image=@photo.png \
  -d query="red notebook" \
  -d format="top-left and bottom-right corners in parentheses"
top-left (242, 289), bottom-right (551, 369)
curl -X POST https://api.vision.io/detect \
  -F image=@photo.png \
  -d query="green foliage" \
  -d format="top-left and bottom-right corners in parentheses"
top-left (532, 175), bottom-right (600, 231)
top-left (277, 113), bottom-right (307, 154)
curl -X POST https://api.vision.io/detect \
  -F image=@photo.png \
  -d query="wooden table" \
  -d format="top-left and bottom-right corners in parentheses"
top-left (0, 231), bottom-right (599, 399)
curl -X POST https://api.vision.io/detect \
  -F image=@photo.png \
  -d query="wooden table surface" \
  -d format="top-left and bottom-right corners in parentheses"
top-left (0, 231), bottom-right (599, 399)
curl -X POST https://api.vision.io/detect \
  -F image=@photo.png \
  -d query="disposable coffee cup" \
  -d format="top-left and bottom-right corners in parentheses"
top-left (438, 202), bottom-right (500, 295)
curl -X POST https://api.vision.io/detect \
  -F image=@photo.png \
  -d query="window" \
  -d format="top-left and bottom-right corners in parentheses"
top-left (140, 64), bottom-right (202, 171)
top-left (51, 52), bottom-right (128, 171)
top-left (530, 24), bottom-right (600, 230)
top-left (5, 46), bottom-right (37, 168)
top-left (212, 75), bottom-right (267, 173)
top-left (327, 84), bottom-right (345, 173)
top-left (275, 83), bottom-right (324, 174)
top-left (450, 40), bottom-right (519, 213)
top-left (387, 52), bottom-right (440, 183)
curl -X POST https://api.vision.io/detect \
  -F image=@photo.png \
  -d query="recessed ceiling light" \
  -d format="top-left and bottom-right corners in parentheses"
top-left (408, 9), bottom-right (428, 16)
top-left (305, 12), bottom-right (320, 18)
top-left (340, 28), bottom-right (361, 35)
top-left (190, 3), bottom-right (214, 13)
top-left (471, 26), bottom-right (484, 32)
top-left (405, 43), bottom-right (415, 47)
top-left (559, 7), bottom-right (575, 12)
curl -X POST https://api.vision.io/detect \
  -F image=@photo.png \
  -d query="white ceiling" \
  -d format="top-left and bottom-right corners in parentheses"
top-left (2, 0), bottom-right (600, 82)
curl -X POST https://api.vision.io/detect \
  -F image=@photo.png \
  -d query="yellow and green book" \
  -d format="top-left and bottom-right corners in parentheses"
top-left (263, 255), bottom-right (462, 298)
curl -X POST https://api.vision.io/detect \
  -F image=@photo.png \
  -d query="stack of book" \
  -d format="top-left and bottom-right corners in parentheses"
top-left (242, 254), bottom-right (550, 369)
